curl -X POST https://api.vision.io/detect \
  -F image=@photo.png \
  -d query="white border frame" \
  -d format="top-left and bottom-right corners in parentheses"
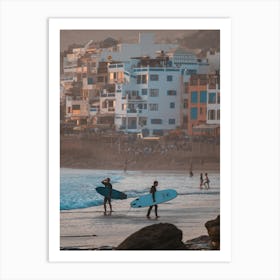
top-left (49, 18), bottom-right (231, 262)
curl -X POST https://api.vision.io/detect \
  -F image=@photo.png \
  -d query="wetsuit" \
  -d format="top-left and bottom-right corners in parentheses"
top-left (101, 179), bottom-right (112, 212)
top-left (146, 185), bottom-right (158, 217)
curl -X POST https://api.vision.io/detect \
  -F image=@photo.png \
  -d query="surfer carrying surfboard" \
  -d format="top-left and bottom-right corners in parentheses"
top-left (101, 177), bottom-right (113, 214)
top-left (146, 181), bottom-right (159, 219)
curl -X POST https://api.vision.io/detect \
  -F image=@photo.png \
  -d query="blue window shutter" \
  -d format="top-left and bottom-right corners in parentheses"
top-left (191, 108), bottom-right (198, 120)
top-left (88, 77), bottom-right (94, 84)
top-left (191, 91), bottom-right (198, 103)
top-left (209, 92), bottom-right (216, 103)
top-left (200, 91), bottom-right (207, 103)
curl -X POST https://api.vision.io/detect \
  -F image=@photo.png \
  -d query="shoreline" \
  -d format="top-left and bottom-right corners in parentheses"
top-left (60, 166), bottom-right (220, 172)
top-left (60, 135), bottom-right (220, 172)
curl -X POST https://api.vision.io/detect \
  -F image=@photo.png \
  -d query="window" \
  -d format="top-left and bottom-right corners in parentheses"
top-left (131, 90), bottom-right (139, 97)
top-left (167, 75), bottom-right (173, 81)
top-left (109, 72), bottom-right (117, 81)
top-left (149, 88), bottom-right (159, 97)
top-left (143, 104), bottom-right (147, 110)
top-left (141, 88), bottom-right (148, 95)
top-left (208, 92), bottom-right (216, 104)
top-left (137, 74), bottom-right (147, 84)
top-left (169, 119), bottom-right (176, 125)
top-left (72, 104), bottom-right (81, 115)
top-left (208, 110), bottom-right (216, 120)
top-left (97, 76), bottom-right (104, 83)
top-left (217, 92), bottom-right (220, 104)
top-left (190, 79), bottom-right (198, 86)
top-left (88, 77), bottom-right (94, 84)
top-left (200, 91), bottom-right (207, 103)
top-left (191, 108), bottom-right (198, 120)
top-left (191, 91), bottom-right (198, 103)
top-left (150, 74), bottom-right (159, 81)
top-left (108, 100), bottom-right (114, 107)
top-left (151, 118), bottom-right (162, 124)
top-left (167, 90), bottom-right (177, 96)
top-left (149, 104), bottom-right (158, 111)
top-left (200, 108), bottom-right (203, 115)
top-left (139, 117), bottom-right (147, 126)
top-left (170, 102), bottom-right (175, 109)
top-left (209, 78), bottom-right (217, 89)
top-left (72, 105), bottom-right (80, 110)
top-left (217, 109), bottom-right (220, 120)
top-left (200, 78), bottom-right (207, 85)
top-left (183, 99), bottom-right (187, 109)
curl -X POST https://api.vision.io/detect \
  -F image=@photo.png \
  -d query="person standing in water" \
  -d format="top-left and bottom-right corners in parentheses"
top-left (204, 173), bottom-right (210, 189)
top-left (146, 181), bottom-right (159, 218)
top-left (101, 177), bottom-right (113, 214)
top-left (200, 173), bottom-right (204, 189)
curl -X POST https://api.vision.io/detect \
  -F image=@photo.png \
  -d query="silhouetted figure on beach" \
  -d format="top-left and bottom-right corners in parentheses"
top-left (146, 181), bottom-right (159, 218)
top-left (200, 173), bottom-right (204, 189)
top-left (123, 158), bottom-right (128, 172)
top-left (101, 177), bottom-right (113, 214)
top-left (204, 173), bottom-right (210, 189)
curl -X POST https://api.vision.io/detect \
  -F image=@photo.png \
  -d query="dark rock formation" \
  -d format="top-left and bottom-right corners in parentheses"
top-left (116, 223), bottom-right (186, 250)
top-left (185, 235), bottom-right (212, 250)
top-left (205, 215), bottom-right (220, 249)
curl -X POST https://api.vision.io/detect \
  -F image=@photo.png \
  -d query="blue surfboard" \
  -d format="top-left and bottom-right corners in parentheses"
top-left (130, 189), bottom-right (178, 208)
top-left (96, 187), bottom-right (127, 200)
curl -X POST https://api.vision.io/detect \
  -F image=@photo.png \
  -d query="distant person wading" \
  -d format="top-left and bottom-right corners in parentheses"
top-left (204, 173), bottom-right (210, 189)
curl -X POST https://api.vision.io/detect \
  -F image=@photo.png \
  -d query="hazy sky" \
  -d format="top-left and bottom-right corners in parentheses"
top-left (60, 30), bottom-right (198, 51)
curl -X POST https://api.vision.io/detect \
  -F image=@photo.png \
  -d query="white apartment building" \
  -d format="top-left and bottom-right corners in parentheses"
top-left (114, 64), bottom-right (182, 136)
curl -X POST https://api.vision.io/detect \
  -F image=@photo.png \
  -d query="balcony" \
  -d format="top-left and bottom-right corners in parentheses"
top-left (100, 93), bottom-right (115, 98)
top-left (127, 109), bottom-right (137, 114)
top-left (128, 95), bottom-right (142, 101)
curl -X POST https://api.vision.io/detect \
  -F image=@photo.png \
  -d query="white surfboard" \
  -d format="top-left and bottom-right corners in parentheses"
top-left (130, 189), bottom-right (178, 208)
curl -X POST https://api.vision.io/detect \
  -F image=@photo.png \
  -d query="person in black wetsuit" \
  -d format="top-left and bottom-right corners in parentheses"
top-left (146, 180), bottom-right (159, 218)
top-left (101, 177), bottom-right (113, 214)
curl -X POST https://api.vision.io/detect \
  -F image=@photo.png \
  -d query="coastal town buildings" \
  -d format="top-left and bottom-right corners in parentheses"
top-left (187, 74), bottom-right (220, 137)
top-left (60, 32), bottom-right (220, 137)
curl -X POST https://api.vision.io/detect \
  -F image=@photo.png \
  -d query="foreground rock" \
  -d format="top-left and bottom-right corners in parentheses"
top-left (184, 235), bottom-right (212, 250)
top-left (116, 223), bottom-right (186, 250)
top-left (205, 215), bottom-right (220, 249)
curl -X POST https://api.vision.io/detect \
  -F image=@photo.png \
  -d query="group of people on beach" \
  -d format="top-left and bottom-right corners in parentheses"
top-left (101, 173), bottom-right (210, 218)
top-left (101, 177), bottom-right (159, 218)
top-left (200, 173), bottom-right (210, 189)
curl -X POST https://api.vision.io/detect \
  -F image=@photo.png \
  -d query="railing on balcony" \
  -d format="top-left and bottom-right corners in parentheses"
top-left (128, 95), bottom-right (142, 101)
top-left (100, 93), bottom-right (116, 98)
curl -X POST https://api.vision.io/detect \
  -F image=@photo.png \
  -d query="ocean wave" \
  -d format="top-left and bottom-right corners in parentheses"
top-left (60, 169), bottom-right (220, 210)
top-left (178, 191), bottom-right (220, 196)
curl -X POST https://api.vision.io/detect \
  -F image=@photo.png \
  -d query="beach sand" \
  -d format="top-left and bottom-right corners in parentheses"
top-left (60, 192), bottom-right (220, 249)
